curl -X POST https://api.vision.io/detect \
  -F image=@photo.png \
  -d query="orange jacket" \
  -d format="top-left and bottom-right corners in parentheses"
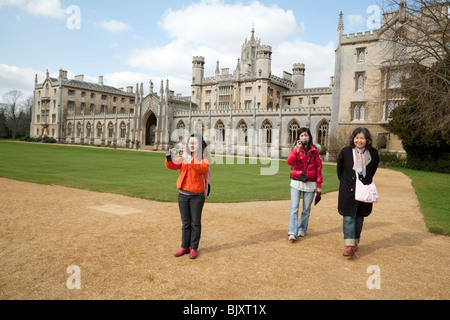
top-left (165, 157), bottom-right (210, 194)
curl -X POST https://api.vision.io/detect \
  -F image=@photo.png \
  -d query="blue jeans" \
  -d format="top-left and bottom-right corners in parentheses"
top-left (288, 186), bottom-right (315, 237)
top-left (343, 215), bottom-right (364, 246)
top-left (178, 192), bottom-right (205, 250)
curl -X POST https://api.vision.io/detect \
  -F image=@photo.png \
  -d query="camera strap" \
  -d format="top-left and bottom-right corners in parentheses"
top-left (299, 150), bottom-right (314, 175)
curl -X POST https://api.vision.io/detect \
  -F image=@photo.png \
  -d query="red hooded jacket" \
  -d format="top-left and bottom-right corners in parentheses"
top-left (287, 146), bottom-right (323, 188)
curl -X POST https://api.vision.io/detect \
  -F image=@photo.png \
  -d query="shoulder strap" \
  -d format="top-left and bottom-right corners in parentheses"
top-left (299, 150), bottom-right (314, 174)
top-left (352, 148), bottom-right (359, 179)
top-left (202, 168), bottom-right (211, 199)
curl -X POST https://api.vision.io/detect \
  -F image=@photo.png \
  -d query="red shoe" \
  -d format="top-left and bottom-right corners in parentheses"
top-left (343, 246), bottom-right (357, 256)
top-left (189, 249), bottom-right (198, 259)
top-left (174, 248), bottom-right (190, 257)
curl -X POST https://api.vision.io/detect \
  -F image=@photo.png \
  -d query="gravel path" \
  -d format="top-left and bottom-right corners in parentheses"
top-left (0, 167), bottom-right (449, 300)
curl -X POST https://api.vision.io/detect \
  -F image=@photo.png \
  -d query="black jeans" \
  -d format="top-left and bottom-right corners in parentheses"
top-left (178, 192), bottom-right (205, 250)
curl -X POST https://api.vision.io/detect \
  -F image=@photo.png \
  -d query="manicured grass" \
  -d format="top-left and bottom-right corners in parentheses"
top-left (387, 167), bottom-right (450, 235)
top-left (1, 140), bottom-right (448, 235)
top-left (0, 140), bottom-right (340, 203)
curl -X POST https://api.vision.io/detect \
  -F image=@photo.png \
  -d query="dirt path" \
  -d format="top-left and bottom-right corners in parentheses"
top-left (0, 168), bottom-right (449, 300)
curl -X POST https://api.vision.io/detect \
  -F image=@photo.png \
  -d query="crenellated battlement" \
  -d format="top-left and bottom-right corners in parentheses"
top-left (269, 74), bottom-right (296, 89)
top-left (340, 30), bottom-right (379, 45)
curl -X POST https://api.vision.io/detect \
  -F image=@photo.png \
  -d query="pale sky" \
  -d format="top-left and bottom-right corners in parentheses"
top-left (0, 0), bottom-right (385, 102)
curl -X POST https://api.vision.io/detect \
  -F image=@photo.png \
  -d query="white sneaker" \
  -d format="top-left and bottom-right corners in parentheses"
top-left (288, 235), bottom-right (296, 242)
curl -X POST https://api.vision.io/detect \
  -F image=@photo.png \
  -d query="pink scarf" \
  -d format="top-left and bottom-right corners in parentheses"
top-left (353, 148), bottom-right (366, 178)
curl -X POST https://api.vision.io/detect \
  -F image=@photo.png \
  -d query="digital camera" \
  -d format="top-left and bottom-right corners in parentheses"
top-left (166, 148), bottom-right (183, 162)
top-left (298, 174), bottom-right (308, 182)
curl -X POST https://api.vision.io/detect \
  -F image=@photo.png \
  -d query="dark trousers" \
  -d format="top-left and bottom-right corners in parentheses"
top-left (178, 192), bottom-right (205, 250)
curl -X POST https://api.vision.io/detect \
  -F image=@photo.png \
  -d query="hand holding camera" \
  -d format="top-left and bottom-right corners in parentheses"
top-left (166, 148), bottom-right (185, 164)
top-left (295, 140), bottom-right (307, 151)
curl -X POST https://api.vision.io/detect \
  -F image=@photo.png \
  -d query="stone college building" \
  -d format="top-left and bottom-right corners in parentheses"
top-left (30, 3), bottom-right (441, 158)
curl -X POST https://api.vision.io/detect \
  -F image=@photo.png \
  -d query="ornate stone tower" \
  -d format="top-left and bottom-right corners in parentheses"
top-left (256, 45), bottom-right (272, 79)
top-left (240, 27), bottom-right (260, 75)
top-left (292, 63), bottom-right (306, 89)
top-left (192, 56), bottom-right (205, 85)
top-left (191, 56), bottom-right (205, 107)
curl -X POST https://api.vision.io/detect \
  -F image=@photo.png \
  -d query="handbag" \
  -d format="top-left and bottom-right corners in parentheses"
top-left (353, 149), bottom-right (378, 203)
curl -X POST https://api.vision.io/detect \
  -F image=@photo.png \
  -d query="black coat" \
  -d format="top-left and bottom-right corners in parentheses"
top-left (337, 146), bottom-right (379, 217)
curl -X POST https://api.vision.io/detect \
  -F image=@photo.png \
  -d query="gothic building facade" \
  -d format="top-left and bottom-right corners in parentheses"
top-left (31, 28), bottom-right (333, 158)
top-left (178, 27), bottom-right (332, 157)
top-left (31, 2), bottom-right (442, 158)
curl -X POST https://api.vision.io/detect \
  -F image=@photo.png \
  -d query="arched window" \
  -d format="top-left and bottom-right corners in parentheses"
top-left (358, 74), bottom-right (364, 90)
top-left (215, 121), bottom-right (225, 142)
top-left (353, 105), bottom-right (360, 121)
top-left (262, 120), bottom-right (273, 144)
top-left (177, 121), bottom-right (186, 142)
top-left (317, 121), bottom-right (329, 146)
top-left (236, 120), bottom-right (248, 145)
top-left (76, 122), bottom-right (81, 137)
top-left (352, 104), bottom-right (365, 121)
top-left (120, 122), bottom-right (126, 138)
top-left (358, 50), bottom-right (365, 62)
top-left (195, 120), bottom-right (204, 136)
top-left (86, 122), bottom-right (92, 137)
top-left (97, 122), bottom-right (102, 138)
top-left (288, 120), bottom-right (300, 145)
top-left (388, 101), bottom-right (395, 118)
top-left (108, 122), bottom-right (114, 139)
top-left (67, 122), bottom-right (73, 136)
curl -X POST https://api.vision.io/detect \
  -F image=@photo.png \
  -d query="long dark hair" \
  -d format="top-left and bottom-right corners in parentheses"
top-left (295, 127), bottom-right (314, 149)
top-left (186, 133), bottom-right (207, 159)
top-left (349, 127), bottom-right (373, 149)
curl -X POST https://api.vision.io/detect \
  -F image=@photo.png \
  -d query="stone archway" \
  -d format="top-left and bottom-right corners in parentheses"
top-left (145, 112), bottom-right (157, 145)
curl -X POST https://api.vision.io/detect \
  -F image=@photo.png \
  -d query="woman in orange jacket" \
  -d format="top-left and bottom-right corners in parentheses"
top-left (165, 134), bottom-right (210, 259)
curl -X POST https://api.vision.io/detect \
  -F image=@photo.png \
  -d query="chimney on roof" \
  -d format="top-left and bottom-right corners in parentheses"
top-left (58, 69), bottom-right (68, 81)
top-left (75, 75), bottom-right (84, 81)
top-left (98, 76), bottom-right (103, 86)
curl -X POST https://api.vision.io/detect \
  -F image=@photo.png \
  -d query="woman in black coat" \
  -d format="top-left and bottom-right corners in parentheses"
top-left (337, 127), bottom-right (379, 256)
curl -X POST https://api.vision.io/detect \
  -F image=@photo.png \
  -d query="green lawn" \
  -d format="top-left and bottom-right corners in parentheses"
top-left (1, 140), bottom-right (448, 235)
top-left (0, 140), bottom-right (339, 203)
top-left (387, 167), bottom-right (450, 235)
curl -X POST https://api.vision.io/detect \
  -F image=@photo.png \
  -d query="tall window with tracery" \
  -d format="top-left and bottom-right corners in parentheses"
top-left (352, 104), bottom-right (365, 121)
top-left (262, 120), bottom-right (273, 144)
top-left (216, 121), bottom-right (225, 142)
top-left (177, 121), bottom-right (186, 142)
top-left (317, 121), bottom-right (329, 146)
top-left (237, 121), bottom-right (248, 145)
top-left (108, 122), bottom-right (114, 139)
top-left (120, 122), bottom-right (126, 138)
top-left (288, 121), bottom-right (300, 145)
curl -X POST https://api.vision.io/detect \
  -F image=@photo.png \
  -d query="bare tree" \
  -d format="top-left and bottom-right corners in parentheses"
top-left (2, 90), bottom-right (24, 139)
top-left (18, 96), bottom-right (33, 137)
top-left (327, 131), bottom-right (349, 162)
top-left (379, 0), bottom-right (450, 171)
top-left (379, 0), bottom-right (449, 106)
top-left (0, 105), bottom-right (8, 138)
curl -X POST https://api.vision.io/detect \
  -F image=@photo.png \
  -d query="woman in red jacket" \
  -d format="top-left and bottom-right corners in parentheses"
top-left (286, 128), bottom-right (323, 241)
top-left (165, 134), bottom-right (210, 259)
